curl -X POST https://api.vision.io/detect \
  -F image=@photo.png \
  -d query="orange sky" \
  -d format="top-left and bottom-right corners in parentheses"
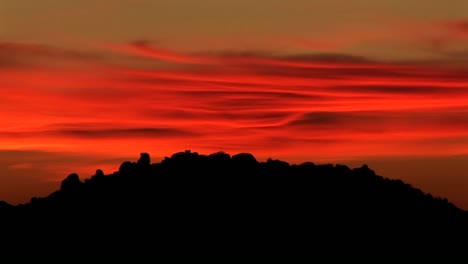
top-left (1, 1), bottom-right (468, 208)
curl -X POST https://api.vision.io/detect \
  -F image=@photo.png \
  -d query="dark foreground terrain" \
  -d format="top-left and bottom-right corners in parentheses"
top-left (1, 151), bottom-right (467, 255)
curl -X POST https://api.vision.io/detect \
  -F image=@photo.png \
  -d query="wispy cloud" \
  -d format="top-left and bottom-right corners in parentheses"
top-left (1, 41), bottom-right (468, 161)
top-left (0, 42), bottom-right (103, 68)
top-left (444, 20), bottom-right (468, 35)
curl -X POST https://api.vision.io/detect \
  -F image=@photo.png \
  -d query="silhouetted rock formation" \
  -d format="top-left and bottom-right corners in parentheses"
top-left (60, 173), bottom-right (82, 192)
top-left (94, 169), bottom-right (104, 178)
top-left (0, 201), bottom-right (12, 209)
top-left (0, 151), bottom-right (467, 255)
top-left (137, 152), bottom-right (150, 167)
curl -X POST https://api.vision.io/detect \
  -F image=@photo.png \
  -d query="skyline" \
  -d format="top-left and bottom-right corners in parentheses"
top-left (1, 0), bottom-right (468, 208)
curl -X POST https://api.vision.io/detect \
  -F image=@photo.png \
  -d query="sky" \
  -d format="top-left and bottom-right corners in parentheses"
top-left (1, 0), bottom-right (468, 208)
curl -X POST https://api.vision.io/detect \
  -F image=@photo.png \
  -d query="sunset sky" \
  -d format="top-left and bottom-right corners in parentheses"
top-left (1, 0), bottom-right (468, 208)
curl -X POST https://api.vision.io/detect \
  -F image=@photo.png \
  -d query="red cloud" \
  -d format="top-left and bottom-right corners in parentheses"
top-left (1, 41), bottom-right (468, 206)
top-left (1, 42), bottom-right (467, 159)
top-left (445, 20), bottom-right (468, 34)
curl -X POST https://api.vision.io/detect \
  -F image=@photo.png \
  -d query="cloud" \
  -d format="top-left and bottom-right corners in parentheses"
top-left (415, 20), bottom-right (468, 56)
top-left (0, 41), bottom-right (103, 69)
top-left (55, 127), bottom-right (199, 138)
top-left (444, 20), bottom-right (468, 35)
top-left (107, 40), bottom-right (410, 70)
top-left (0, 127), bottom-right (199, 140)
top-left (1, 40), bottom-right (468, 162)
top-left (0, 42), bottom-right (52, 55)
top-left (7, 163), bottom-right (34, 170)
top-left (0, 42), bottom-right (48, 68)
top-left (107, 40), bottom-right (214, 65)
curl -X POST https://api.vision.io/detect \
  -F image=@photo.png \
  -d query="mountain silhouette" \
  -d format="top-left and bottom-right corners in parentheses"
top-left (0, 150), bottom-right (467, 255)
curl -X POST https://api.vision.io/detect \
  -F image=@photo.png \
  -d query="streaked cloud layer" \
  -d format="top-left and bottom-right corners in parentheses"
top-left (2, 41), bottom-right (467, 156)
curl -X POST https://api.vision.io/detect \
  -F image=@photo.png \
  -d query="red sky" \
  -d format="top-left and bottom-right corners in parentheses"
top-left (1, 0), bottom-right (468, 208)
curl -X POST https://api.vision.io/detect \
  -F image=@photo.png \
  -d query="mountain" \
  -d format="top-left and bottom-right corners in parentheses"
top-left (0, 150), bottom-right (467, 255)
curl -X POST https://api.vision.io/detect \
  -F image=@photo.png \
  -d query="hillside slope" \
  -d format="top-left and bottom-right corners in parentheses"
top-left (1, 151), bottom-right (466, 255)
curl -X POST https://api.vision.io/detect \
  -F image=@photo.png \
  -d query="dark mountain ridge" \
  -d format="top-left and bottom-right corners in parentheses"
top-left (1, 150), bottom-right (467, 255)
